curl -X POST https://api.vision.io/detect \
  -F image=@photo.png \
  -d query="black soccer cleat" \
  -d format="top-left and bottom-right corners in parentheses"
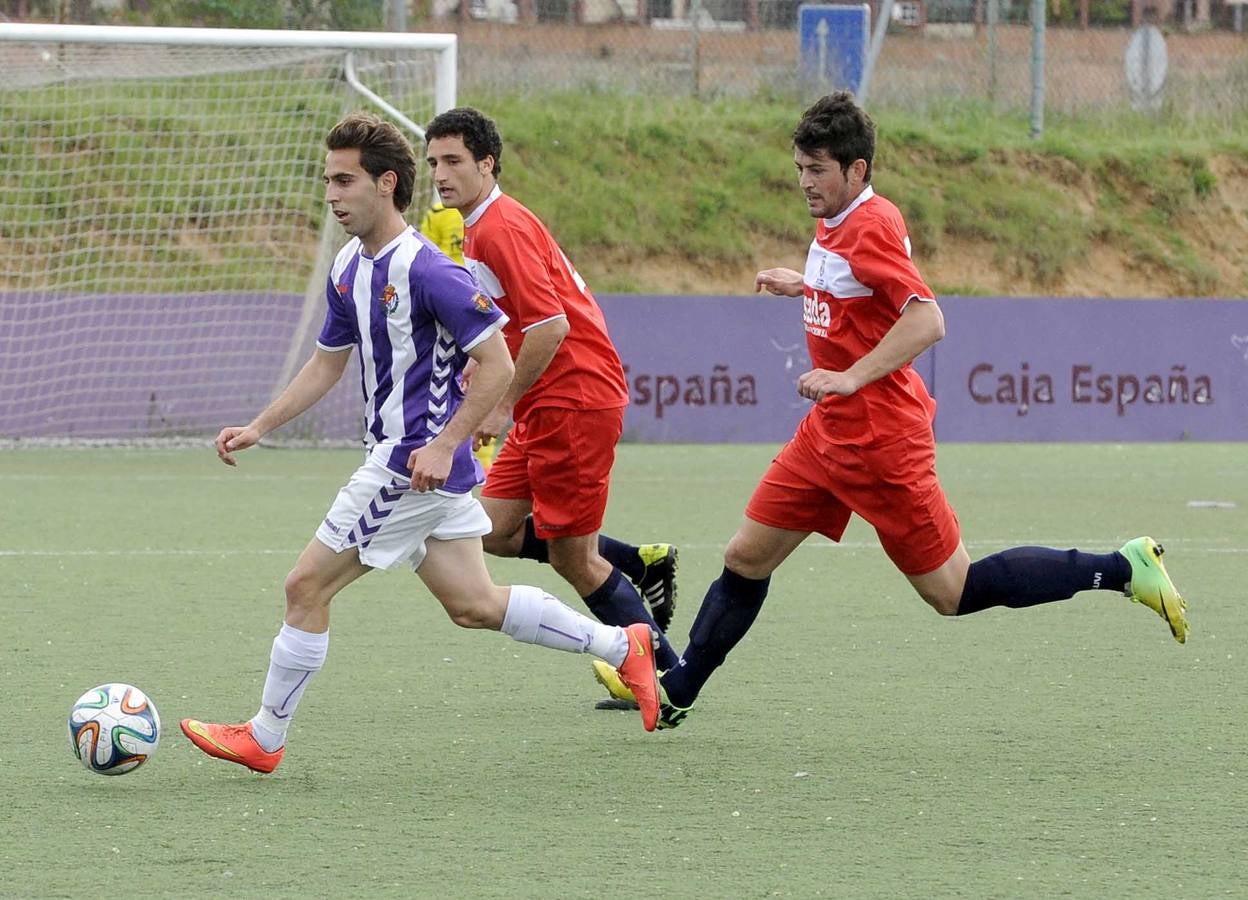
top-left (635, 544), bottom-right (678, 632)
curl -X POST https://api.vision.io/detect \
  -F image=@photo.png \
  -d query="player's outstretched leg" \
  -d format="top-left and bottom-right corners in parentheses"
top-left (1120, 536), bottom-right (1188, 643)
top-left (180, 720), bottom-right (284, 774)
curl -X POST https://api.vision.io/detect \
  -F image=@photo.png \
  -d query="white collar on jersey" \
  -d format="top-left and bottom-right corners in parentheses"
top-left (462, 184), bottom-right (503, 228)
top-left (361, 224), bottom-right (416, 260)
top-left (822, 184), bottom-right (876, 229)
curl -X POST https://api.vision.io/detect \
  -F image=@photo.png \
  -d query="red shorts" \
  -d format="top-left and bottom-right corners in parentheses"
top-left (745, 418), bottom-right (961, 576)
top-left (481, 405), bottom-right (624, 540)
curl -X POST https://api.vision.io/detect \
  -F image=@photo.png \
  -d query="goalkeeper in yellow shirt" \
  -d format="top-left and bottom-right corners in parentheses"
top-left (419, 195), bottom-right (466, 263)
top-left (419, 192), bottom-right (498, 469)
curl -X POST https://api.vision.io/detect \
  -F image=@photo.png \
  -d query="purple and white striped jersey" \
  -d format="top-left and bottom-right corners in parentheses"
top-left (317, 226), bottom-right (508, 493)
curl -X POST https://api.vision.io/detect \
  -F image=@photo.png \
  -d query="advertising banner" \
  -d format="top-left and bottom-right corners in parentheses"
top-left (600, 295), bottom-right (1248, 443)
top-left (2, 293), bottom-right (1244, 443)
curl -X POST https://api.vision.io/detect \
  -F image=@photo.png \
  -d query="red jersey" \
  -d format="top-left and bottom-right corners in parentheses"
top-left (801, 186), bottom-right (938, 445)
top-left (462, 186), bottom-right (628, 420)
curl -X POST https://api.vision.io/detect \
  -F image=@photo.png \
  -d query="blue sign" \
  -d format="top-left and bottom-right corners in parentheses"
top-left (798, 3), bottom-right (870, 95)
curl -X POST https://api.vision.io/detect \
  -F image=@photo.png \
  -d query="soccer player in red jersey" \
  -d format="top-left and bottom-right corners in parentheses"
top-left (424, 107), bottom-right (681, 686)
top-left (603, 92), bottom-right (1189, 728)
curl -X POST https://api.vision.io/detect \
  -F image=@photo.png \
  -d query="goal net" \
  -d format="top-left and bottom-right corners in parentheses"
top-left (0, 24), bottom-right (456, 446)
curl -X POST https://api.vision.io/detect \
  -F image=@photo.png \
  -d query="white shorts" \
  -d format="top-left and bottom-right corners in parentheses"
top-left (314, 460), bottom-right (491, 571)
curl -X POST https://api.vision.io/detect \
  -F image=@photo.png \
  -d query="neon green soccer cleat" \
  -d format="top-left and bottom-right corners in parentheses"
top-left (593, 658), bottom-right (637, 705)
top-left (1120, 536), bottom-right (1188, 644)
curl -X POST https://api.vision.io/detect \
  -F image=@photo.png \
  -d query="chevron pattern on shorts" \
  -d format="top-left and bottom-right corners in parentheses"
top-left (345, 480), bottom-right (409, 550)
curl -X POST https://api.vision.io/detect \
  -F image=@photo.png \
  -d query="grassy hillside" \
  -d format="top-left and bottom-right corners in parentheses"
top-left (480, 93), bottom-right (1248, 297)
top-left (4, 85), bottom-right (1245, 297)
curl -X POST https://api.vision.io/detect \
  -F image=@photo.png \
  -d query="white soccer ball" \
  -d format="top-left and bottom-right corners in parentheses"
top-left (68, 683), bottom-right (161, 776)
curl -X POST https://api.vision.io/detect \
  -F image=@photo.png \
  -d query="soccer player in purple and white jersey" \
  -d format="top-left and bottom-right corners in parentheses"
top-left (180, 114), bottom-right (663, 773)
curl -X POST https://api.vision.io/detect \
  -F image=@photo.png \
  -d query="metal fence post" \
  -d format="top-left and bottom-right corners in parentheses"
top-left (1030, 0), bottom-right (1046, 138)
top-left (859, 0), bottom-right (893, 106)
top-left (691, 0), bottom-right (703, 97)
top-left (987, 0), bottom-right (999, 103)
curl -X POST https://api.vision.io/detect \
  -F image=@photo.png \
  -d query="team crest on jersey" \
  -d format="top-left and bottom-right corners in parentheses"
top-left (336, 282), bottom-right (351, 296)
top-left (379, 283), bottom-right (399, 316)
top-left (471, 291), bottom-right (494, 314)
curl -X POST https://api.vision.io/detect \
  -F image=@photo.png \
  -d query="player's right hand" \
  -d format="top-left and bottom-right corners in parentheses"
top-left (755, 267), bottom-right (805, 297)
top-left (214, 426), bottom-right (259, 467)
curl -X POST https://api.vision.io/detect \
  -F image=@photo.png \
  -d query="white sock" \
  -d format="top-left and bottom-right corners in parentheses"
top-left (249, 623), bottom-right (328, 752)
top-left (500, 585), bottom-right (628, 666)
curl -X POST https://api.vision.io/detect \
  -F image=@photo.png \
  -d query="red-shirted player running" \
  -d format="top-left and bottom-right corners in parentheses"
top-left (424, 108), bottom-right (682, 692)
top-left (594, 92), bottom-right (1188, 729)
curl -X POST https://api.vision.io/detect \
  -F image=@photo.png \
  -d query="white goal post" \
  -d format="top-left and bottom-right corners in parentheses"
top-left (0, 23), bottom-right (456, 445)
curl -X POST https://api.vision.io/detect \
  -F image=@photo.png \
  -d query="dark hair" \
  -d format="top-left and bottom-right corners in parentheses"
top-left (326, 112), bottom-right (417, 212)
top-left (793, 91), bottom-right (875, 183)
top-left (424, 107), bottom-right (503, 177)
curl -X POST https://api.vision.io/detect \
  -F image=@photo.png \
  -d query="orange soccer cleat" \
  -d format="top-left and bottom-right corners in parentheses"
top-left (180, 719), bottom-right (284, 774)
top-left (615, 623), bottom-right (660, 732)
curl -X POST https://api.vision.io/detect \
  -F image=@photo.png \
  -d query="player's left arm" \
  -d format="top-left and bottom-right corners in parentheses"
top-left (408, 330), bottom-right (514, 491)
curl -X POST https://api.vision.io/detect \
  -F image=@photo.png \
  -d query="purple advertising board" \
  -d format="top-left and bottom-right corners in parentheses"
top-left (0, 292), bottom-right (302, 441)
top-left (601, 294), bottom-right (1248, 443)
top-left (598, 294), bottom-right (812, 443)
top-left (930, 297), bottom-right (1247, 441)
top-left (599, 295), bottom-right (1248, 443)
top-left (1, 292), bottom-right (1245, 443)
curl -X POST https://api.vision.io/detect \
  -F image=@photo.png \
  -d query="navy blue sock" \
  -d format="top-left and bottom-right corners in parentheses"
top-left (582, 567), bottom-right (679, 671)
top-left (518, 516), bottom-right (643, 581)
top-left (660, 567), bottom-right (770, 709)
top-left (956, 547), bottom-right (1130, 616)
top-left (599, 534), bottom-right (644, 582)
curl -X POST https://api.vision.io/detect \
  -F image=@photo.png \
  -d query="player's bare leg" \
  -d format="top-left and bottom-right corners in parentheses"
top-left (479, 496), bottom-right (533, 558)
top-left (906, 542), bottom-right (971, 616)
top-left (282, 538), bottom-right (372, 632)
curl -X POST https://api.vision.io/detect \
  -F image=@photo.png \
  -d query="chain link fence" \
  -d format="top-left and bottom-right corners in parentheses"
top-left (443, 16), bottom-right (1244, 121)
top-left (404, 0), bottom-right (1243, 125)
top-left (3, 0), bottom-right (1245, 122)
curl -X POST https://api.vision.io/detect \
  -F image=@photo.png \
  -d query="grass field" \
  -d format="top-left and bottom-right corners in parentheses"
top-left (2, 443), bottom-right (1244, 898)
